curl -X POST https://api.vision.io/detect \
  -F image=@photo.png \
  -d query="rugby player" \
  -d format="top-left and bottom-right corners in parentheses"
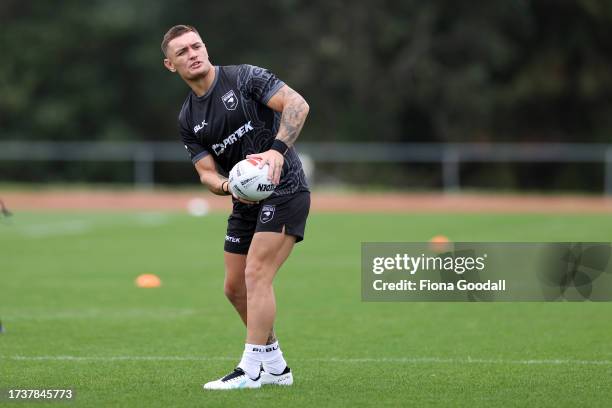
top-left (162, 25), bottom-right (310, 390)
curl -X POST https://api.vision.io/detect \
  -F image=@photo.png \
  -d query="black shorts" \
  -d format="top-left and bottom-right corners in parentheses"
top-left (224, 191), bottom-right (310, 254)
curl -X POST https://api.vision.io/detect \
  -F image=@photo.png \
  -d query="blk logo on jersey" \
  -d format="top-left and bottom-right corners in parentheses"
top-left (260, 205), bottom-right (275, 224)
top-left (221, 90), bottom-right (238, 110)
top-left (193, 118), bottom-right (208, 134)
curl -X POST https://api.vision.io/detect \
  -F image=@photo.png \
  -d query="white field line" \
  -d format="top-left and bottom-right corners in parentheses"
top-left (134, 212), bottom-right (170, 226)
top-left (3, 308), bottom-right (196, 320)
top-left (3, 356), bottom-right (235, 362)
top-left (15, 213), bottom-right (170, 238)
top-left (20, 220), bottom-right (93, 237)
top-left (1, 355), bottom-right (611, 366)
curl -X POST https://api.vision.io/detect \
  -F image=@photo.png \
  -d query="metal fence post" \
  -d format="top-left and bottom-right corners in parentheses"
top-left (134, 147), bottom-right (154, 189)
top-left (605, 147), bottom-right (612, 196)
top-left (442, 148), bottom-right (460, 192)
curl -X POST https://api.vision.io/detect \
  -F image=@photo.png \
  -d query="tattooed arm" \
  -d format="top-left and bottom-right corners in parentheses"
top-left (247, 85), bottom-right (309, 184)
top-left (266, 85), bottom-right (310, 147)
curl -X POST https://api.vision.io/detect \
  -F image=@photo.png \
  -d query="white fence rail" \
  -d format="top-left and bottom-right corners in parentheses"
top-left (1, 141), bottom-right (611, 194)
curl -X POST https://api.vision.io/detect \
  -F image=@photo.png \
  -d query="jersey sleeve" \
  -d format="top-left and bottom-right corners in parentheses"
top-left (239, 64), bottom-right (286, 105)
top-left (179, 113), bottom-right (210, 164)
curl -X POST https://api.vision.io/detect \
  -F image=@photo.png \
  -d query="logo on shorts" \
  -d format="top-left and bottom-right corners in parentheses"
top-left (260, 205), bottom-right (275, 224)
top-left (225, 235), bottom-right (241, 243)
top-left (221, 90), bottom-right (238, 111)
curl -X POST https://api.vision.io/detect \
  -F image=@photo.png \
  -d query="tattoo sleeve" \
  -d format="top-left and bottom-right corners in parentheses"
top-left (274, 87), bottom-right (309, 147)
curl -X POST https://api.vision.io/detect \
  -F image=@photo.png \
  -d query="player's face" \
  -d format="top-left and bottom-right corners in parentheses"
top-left (164, 31), bottom-right (211, 80)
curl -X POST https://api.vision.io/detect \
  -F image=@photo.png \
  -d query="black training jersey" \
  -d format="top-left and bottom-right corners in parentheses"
top-left (178, 64), bottom-right (309, 197)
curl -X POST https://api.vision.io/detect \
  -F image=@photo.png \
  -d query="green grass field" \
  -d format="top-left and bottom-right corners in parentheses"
top-left (2, 211), bottom-right (612, 407)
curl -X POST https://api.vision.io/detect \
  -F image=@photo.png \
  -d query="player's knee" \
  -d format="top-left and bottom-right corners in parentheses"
top-left (224, 280), bottom-right (246, 303)
top-left (244, 260), bottom-right (269, 291)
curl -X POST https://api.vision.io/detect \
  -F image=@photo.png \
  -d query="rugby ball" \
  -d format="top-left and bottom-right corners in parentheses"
top-left (228, 158), bottom-right (276, 201)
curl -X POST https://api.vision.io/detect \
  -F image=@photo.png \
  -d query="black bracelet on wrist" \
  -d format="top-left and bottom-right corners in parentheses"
top-left (270, 139), bottom-right (289, 155)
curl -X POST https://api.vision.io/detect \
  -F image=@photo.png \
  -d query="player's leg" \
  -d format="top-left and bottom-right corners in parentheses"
top-left (243, 191), bottom-right (310, 342)
top-left (238, 230), bottom-right (296, 385)
top-left (204, 211), bottom-right (264, 390)
top-left (238, 192), bottom-right (309, 386)
top-left (223, 252), bottom-right (248, 325)
top-left (244, 231), bottom-right (295, 344)
top-left (224, 251), bottom-right (278, 342)
top-left (221, 207), bottom-right (256, 327)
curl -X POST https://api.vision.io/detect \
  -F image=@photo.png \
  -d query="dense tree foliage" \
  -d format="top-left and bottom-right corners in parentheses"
top-left (1, 1), bottom-right (611, 191)
top-left (2, 0), bottom-right (611, 144)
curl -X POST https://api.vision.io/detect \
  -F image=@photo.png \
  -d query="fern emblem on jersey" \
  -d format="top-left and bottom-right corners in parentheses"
top-left (221, 90), bottom-right (238, 111)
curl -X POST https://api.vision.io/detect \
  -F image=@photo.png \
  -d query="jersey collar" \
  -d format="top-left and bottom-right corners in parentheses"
top-left (194, 65), bottom-right (219, 100)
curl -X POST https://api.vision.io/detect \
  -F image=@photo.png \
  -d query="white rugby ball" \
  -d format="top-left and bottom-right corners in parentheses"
top-left (229, 158), bottom-right (276, 201)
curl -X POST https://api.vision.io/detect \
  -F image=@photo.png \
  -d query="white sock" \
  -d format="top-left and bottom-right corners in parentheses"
top-left (261, 341), bottom-right (287, 375)
top-left (238, 343), bottom-right (264, 380)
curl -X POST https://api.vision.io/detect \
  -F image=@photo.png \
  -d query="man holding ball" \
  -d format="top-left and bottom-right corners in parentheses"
top-left (162, 25), bottom-right (310, 389)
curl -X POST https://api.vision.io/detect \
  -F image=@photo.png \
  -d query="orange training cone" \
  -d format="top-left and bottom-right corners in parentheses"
top-left (136, 274), bottom-right (162, 288)
top-left (429, 235), bottom-right (451, 253)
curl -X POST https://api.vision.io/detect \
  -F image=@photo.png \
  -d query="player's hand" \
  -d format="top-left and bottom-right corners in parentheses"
top-left (246, 150), bottom-right (284, 185)
top-left (228, 183), bottom-right (259, 205)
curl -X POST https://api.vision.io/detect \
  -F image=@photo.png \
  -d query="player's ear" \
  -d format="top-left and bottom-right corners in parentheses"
top-left (163, 58), bottom-right (176, 73)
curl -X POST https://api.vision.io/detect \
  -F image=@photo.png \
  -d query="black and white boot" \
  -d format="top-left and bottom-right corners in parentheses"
top-left (260, 366), bottom-right (293, 386)
top-left (203, 367), bottom-right (261, 390)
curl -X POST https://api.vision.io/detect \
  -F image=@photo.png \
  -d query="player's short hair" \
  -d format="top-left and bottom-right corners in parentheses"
top-left (161, 25), bottom-right (200, 56)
